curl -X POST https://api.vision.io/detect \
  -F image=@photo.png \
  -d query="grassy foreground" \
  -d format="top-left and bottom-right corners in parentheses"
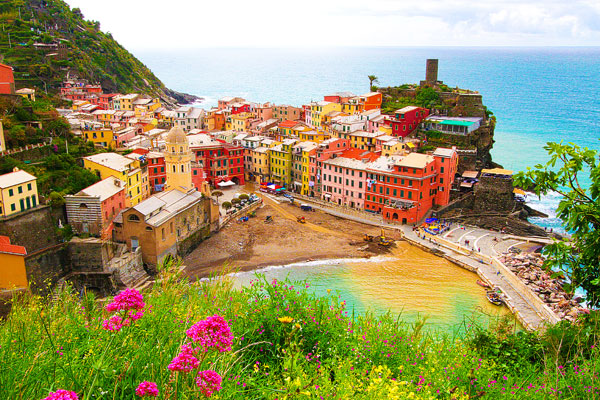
top-left (0, 262), bottom-right (599, 399)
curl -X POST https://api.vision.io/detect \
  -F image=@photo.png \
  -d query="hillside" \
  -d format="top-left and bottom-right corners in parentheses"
top-left (0, 0), bottom-right (194, 104)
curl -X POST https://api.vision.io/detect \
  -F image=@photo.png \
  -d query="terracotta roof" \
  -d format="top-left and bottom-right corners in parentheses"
top-left (340, 148), bottom-right (379, 162)
top-left (279, 120), bottom-right (300, 128)
top-left (0, 236), bottom-right (26, 256)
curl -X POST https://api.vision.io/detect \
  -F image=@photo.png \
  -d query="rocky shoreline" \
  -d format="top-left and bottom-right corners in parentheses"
top-left (499, 252), bottom-right (589, 322)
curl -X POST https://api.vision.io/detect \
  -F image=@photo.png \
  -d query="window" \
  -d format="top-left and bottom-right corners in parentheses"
top-left (18, 186), bottom-right (23, 194)
top-left (27, 183), bottom-right (32, 191)
top-left (8, 188), bottom-right (13, 196)
top-left (162, 228), bottom-right (166, 240)
top-left (441, 167), bottom-right (445, 173)
top-left (11, 203), bottom-right (16, 211)
top-left (128, 214), bottom-right (140, 222)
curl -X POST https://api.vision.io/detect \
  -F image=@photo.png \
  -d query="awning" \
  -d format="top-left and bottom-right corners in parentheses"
top-left (268, 184), bottom-right (277, 189)
top-left (513, 188), bottom-right (526, 195)
top-left (324, 194), bottom-right (331, 198)
top-left (460, 181), bottom-right (474, 188)
top-left (462, 170), bottom-right (479, 179)
top-left (294, 181), bottom-right (302, 186)
top-left (407, 142), bottom-right (415, 148)
top-left (218, 180), bottom-right (235, 187)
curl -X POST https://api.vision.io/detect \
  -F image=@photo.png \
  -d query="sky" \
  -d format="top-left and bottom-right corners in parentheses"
top-left (64, 0), bottom-right (600, 50)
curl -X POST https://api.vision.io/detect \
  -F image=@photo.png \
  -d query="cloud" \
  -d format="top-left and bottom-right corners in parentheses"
top-left (63, 0), bottom-right (600, 48)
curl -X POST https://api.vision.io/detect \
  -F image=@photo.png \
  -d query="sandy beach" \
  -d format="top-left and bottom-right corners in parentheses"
top-left (183, 199), bottom-right (398, 279)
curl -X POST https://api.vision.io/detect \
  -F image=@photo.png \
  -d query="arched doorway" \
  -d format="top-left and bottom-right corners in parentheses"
top-left (392, 212), bottom-right (398, 220)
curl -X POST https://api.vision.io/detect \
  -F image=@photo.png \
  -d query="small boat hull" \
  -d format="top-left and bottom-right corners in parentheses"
top-left (486, 290), bottom-right (504, 306)
top-left (477, 279), bottom-right (491, 289)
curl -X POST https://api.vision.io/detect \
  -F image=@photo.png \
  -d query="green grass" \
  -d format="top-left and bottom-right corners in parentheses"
top-left (1, 261), bottom-right (599, 399)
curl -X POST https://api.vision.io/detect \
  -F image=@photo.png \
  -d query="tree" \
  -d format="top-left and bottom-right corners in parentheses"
top-left (239, 194), bottom-right (249, 201)
top-left (222, 201), bottom-right (232, 211)
top-left (514, 141), bottom-right (600, 307)
top-left (211, 190), bottom-right (223, 205)
top-left (231, 198), bottom-right (241, 205)
top-left (368, 75), bottom-right (379, 91)
top-left (415, 87), bottom-right (440, 108)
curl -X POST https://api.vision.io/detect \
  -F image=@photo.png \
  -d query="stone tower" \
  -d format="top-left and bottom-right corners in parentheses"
top-left (164, 125), bottom-right (193, 192)
top-left (426, 59), bottom-right (439, 84)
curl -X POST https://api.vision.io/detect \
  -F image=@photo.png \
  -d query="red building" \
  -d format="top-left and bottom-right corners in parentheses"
top-left (386, 106), bottom-right (429, 138)
top-left (231, 102), bottom-right (252, 115)
top-left (324, 92), bottom-right (355, 104)
top-left (132, 149), bottom-right (166, 193)
top-left (361, 92), bottom-right (382, 111)
top-left (98, 93), bottom-right (120, 110)
top-left (189, 137), bottom-right (245, 186)
top-left (364, 148), bottom-right (457, 224)
top-left (0, 63), bottom-right (15, 95)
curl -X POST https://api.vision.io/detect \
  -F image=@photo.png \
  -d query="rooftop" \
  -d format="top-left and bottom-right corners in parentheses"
top-left (396, 153), bottom-right (434, 169)
top-left (433, 147), bottom-right (456, 158)
top-left (78, 177), bottom-right (125, 201)
top-left (0, 169), bottom-right (37, 189)
top-left (0, 236), bottom-right (26, 256)
top-left (133, 189), bottom-right (204, 227)
top-left (84, 153), bottom-right (136, 172)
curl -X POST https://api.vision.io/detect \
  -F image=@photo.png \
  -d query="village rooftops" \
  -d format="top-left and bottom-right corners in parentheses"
top-left (244, 135), bottom-right (265, 143)
top-left (116, 94), bottom-right (139, 100)
top-left (279, 120), bottom-right (301, 129)
top-left (188, 134), bottom-right (218, 148)
top-left (233, 133), bottom-right (249, 141)
top-left (261, 139), bottom-right (276, 146)
top-left (0, 236), bottom-right (27, 256)
top-left (188, 108), bottom-right (204, 119)
top-left (133, 98), bottom-right (152, 106)
top-left (433, 147), bottom-right (457, 158)
top-left (282, 139), bottom-right (297, 146)
top-left (349, 130), bottom-right (385, 138)
top-left (16, 88), bottom-right (35, 95)
top-left (312, 101), bottom-right (332, 107)
top-left (396, 152), bottom-right (434, 169)
top-left (293, 141), bottom-right (318, 152)
top-left (254, 146), bottom-right (269, 154)
top-left (84, 153), bottom-right (137, 172)
top-left (367, 155), bottom-right (404, 173)
top-left (327, 91), bottom-right (355, 98)
top-left (395, 106), bottom-right (420, 113)
top-left (0, 169), bottom-right (37, 189)
top-left (132, 189), bottom-right (204, 227)
top-left (77, 177), bottom-right (125, 202)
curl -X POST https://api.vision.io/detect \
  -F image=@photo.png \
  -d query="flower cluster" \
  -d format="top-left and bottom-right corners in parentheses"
top-left (135, 381), bottom-right (159, 397)
top-left (102, 289), bottom-right (146, 332)
top-left (168, 343), bottom-right (200, 372)
top-left (41, 389), bottom-right (79, 400)
top-left (196, 370), bottom-right (223, 398)
top-left (186, 315), bottom-right (233, 352)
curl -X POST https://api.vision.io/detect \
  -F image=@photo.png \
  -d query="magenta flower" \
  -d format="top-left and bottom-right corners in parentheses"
top-left (135, 381), bottom-right (159, 397)
top-left (41, 389), bottom-right (79, 400)
top-left (168, 343), bottom-right (200, 372)
top-left (186, 315), bottom-right (233, 352)
top-left (196, 370), bottom-right (222, 398)
top-left (101, 315), bottom-right (130, 332)
top-left (106, 288), bottom-right (145, 312)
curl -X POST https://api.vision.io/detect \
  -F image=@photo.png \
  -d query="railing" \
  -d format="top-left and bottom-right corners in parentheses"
top-left (0, 142), bottom-right (49, 157)
top-left (290, 193), bottom-right (383, 223)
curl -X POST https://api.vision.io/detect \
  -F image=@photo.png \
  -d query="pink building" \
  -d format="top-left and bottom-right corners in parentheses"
top-left (255, 103), bottom-right (273, 121)
top-left (309, 138), bottom-right (351, 196)
top-left (321, 157), bottom-right (370, 208)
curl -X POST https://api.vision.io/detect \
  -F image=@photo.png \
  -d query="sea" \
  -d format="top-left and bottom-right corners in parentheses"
top-left (137, 47), bottom-right (599, 325)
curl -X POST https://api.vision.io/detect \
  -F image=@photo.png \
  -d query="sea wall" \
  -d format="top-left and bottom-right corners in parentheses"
top-left (0, 205), bottom-right (64, 253)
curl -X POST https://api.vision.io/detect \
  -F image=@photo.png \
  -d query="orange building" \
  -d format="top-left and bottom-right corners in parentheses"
top-left (0, 236), bottom-right (27, 289)
top-left (361, 92), bottom-right (382, 111)
top-left (0, 63), bottom-right (15, 95)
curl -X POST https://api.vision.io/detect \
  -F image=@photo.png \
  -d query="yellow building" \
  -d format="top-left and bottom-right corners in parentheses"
top-left (249, 146), bottom-right (270, 183)
top-left (83, 153), bottom-right (143, 206)
top-left (292, 141), bottom-right (317, 195)
top-left (341, 97), bottom-right (364, 114)
top-left (16, 88), bottom-right (36, 102)
top-left (230, 112), bottom-right (254, 132)
top-left (293, 126), bottom-right (328, 142)
top-left (83, 128), bottom-right (116, 149)
top-left (0, 168), bottom-right (39, 217)
top-left (0, 235), bottom-right (28, 289)
top-left (164, 126), bottom-right (193, 192)
top-left (348, 130), bottom-right (385, 151)
top-left (269, 139), bottom-right (297, 186)
top-left (113, 94), bottom-right (139, 111)
top-left (381, 139), bottom-right (407, 156)
top-left (310, 101), bottom-right (342, 129)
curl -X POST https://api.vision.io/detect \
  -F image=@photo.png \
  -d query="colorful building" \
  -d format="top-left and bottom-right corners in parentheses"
top-left (291, 141), bottom-right (318, 195)
top-left (386, 106), bottom-right (430, 138)
top-left (272, 104), bottom-right (302, 121)
top-left (0, 236), bottom-right (27, 289)
top-left (83, 128), bottom-right (116, 149)
top-left (360, 92), bottom-right (383, 111)
top-left (348, 130), bottom-right (385, 151)
top-left (65, 176), bottom-right (126, 237)
top-left (0, 63), bottom-right (15, 95)
top-left (83, 153), bottom-right (144, 206)
top-left (16, 88), bottom-right (36, 102)
top-left (269, 139), bottom-right (297, 186)
top-left (230, 112), bottom-right (255, 132)
top-left (249, 146), bottom-right (271, 183)
top-left (310, 101), bottom-right (342, 129)
top-left (188, 134), bottom-right (245, 186)
top-left (0, 168), bottom-right (39, 217)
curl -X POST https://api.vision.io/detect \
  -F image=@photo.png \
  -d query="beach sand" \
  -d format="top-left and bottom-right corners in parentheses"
top-left (183, 200), bottom-right (399, 279)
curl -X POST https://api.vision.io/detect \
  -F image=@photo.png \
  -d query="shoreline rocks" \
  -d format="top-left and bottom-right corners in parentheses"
top-left (499, 252), bottom-right (589, 322)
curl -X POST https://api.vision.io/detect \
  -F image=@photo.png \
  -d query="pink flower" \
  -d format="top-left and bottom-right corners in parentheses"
top-left (102, 315), bottom-right (130, 332)
top-left (106, 289), bottom-right (145, 312)
top-left (186, 315), bottom-right (233, 352)
top-left (135, 381), bottom-right (159, 397)
top-left (41, 389), bottom-right (79, 400)
top-left (196, 370), bottom-right (222, 398)
top-left (168, 343), bottom-right (200, 372)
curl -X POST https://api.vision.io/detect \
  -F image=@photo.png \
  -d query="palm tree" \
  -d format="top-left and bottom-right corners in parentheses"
top-left (211, 190), bottom-right (223, 205)
top-left (368, 75), bottom-right (379, 91)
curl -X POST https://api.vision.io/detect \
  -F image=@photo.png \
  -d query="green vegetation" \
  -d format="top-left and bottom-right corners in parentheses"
top-left (0, 0), bottom-right (180, 100)
top-left (381, 87), bottom-right (446, 114)
top-left (368, 75), bottom-right (379, 92)
top-left (515, 141), bottom-right (600, 307)
top-left (1, 262), bottom-right (599, 399)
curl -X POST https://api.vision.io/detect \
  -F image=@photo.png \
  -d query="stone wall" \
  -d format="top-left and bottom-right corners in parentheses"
top-left (25, 244), bottom-right (70, 294)
top-left (0, 205), bottom-right (64, 253)
top-left (67, 238), bottom-right (118, 272)
top-left (2, 145), bottom-right (53, 162)
top-left (433, 192), bottom-right (474, 217)
top-left (449, 94), bottom-right (486, 118)
top-left (473, 175), bottom-right (515, 213)
top-left (177, 225), bottom-right (211, 258)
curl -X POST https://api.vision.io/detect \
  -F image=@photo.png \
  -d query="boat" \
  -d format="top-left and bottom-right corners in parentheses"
top-left (476, 279), bottom-right (491, 289)
top-left (486, 290), bottom-right (504, 306)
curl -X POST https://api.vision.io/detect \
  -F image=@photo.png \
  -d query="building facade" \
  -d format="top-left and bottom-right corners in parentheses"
top-left (0, 169), bottom-right (39, 217)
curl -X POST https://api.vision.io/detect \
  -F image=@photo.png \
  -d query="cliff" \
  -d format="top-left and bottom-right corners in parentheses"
top-left (377, 85), bottom-right (500, 171)
top-left (0, 0), bottom-right (195, 105)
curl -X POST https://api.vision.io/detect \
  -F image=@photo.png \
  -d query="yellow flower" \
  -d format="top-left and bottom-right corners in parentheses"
top-left (327, 289), bottom-right (331, 294)
top-left (278, 316), bottom-right (293, 324)
top-left (294, 323), bottom-right (301, 329)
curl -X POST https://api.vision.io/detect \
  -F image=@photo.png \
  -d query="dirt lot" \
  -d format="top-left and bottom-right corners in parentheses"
top-left (183, 198), bottom-right (399, 279)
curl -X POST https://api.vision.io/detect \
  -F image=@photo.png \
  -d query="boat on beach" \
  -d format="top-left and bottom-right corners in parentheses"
top-left (476, 279), bottom-right (491, 288)
top-left (486, 290), bottom-right (504, 306)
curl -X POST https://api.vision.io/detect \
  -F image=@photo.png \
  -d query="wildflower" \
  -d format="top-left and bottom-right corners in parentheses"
top-left (41, 389), bottom-right (79, 400)
top-left (196, 370), bottom-right (222, 398)
top-left (278, 316), bottom-right (293, 324)
top-left (106, 288), bottom-right (145, 312)
top-left (168, 343), bottom-right (200, 372)
top-left (102, 315), bottom-right (129, 332)
top-left (135, 381), bottom-right (159, 397)
top-left (186, 315), bottom-right (233, 352)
